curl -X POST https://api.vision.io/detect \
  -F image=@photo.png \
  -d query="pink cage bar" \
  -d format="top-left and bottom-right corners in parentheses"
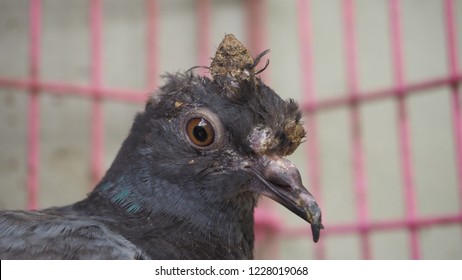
top-left (0, 0), bottom-right (461, 259)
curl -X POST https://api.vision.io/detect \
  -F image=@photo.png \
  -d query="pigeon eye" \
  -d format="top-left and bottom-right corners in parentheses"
top-left (186, 117), bottom-right (215, 147)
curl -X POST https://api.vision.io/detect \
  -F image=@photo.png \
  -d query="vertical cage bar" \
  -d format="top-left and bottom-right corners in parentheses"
top-left (27, 0), bottom-right (42, 210)
top-left (197, 0), bottom-right (211, 74)
top-left (90, 0), bottom-right (104, 185)
top-left (444, 0), bottom-right (462, 211)
top-left (389, 0), bottom-right (420, 259)
top-left (245, 0), bottom-right (269, 82)
top-left (342, 0), bottom-right (371, 259)
top-left (147, 0), bottom-right (159, 90)
top-left (297, 0), bottom-right (325, 260)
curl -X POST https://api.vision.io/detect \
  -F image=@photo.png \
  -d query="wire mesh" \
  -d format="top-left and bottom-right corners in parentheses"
top-left (0, 0), bottom-right (460, 259)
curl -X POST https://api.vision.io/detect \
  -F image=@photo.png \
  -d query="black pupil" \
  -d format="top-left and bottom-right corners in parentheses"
top-left (193, 125), bottom-right (208, 142)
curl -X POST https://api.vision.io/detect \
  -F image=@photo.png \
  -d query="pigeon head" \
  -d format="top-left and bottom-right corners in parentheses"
top-left (0, 34), bottom-right (323, 260)
top-left (97, 34), bottom-right (323, 243)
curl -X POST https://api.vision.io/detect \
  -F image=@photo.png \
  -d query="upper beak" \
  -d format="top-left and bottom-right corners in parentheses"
top-left (247, 156), bottom-right (324, 242)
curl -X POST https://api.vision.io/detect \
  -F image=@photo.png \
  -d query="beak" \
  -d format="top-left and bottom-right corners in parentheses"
top-left (247, 156), bottom-right (324, 242)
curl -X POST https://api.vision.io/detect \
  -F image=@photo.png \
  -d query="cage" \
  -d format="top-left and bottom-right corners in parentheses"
top-left (0, 0), bottom-right (461, 259)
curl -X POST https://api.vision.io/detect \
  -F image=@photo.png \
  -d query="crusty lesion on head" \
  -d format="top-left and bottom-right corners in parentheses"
top-left (247, 126), bottom-right (279, 154)
top-left (247, 118), bottom-right (306, 157)
top-left (210, 34), bottom-right (255, 82)
top-left (282, 119), bottom-right (306, 155)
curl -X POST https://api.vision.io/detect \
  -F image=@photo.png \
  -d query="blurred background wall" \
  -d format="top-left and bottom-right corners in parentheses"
top-left (0, 0), bottom-right (461, 259)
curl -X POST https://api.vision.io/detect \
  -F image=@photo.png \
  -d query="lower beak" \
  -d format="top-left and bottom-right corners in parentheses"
top-left (248, 156), bottom-right (324, 242)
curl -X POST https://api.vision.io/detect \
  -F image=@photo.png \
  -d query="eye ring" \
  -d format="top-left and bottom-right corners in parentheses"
top-left (182, 109), bottom-right (223, 150)
top-left (186, 117), bottom-right (215, 147)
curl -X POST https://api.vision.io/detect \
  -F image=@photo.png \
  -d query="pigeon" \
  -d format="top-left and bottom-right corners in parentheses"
top-left (0, 34), bottom-right (323, 259)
